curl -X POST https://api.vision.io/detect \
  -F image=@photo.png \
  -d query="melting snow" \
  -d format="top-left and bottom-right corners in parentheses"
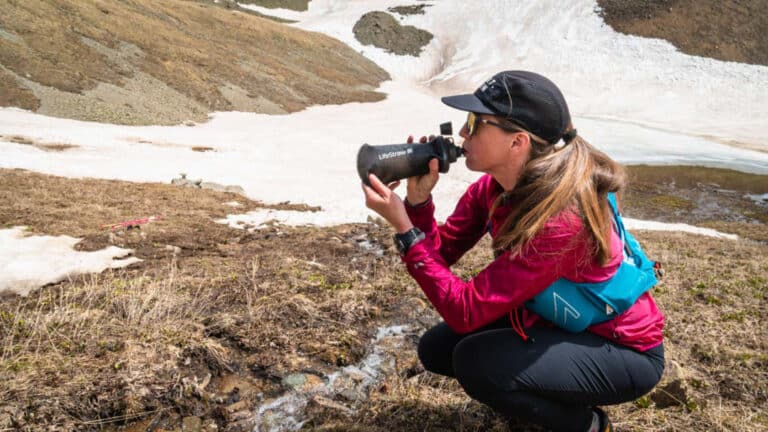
top-left (0, 227), bottom-right (142, 296)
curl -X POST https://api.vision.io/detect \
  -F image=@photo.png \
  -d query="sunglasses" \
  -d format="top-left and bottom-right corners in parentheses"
top-left (466, 112), bottom-right (522, 137)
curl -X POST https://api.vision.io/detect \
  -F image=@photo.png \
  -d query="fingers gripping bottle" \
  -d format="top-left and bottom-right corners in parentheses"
top-left (357, 122), bottom-right (464, 185)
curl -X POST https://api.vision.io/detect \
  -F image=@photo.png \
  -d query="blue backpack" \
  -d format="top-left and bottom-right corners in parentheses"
top-left (523, 193), bottom-right (658, 332)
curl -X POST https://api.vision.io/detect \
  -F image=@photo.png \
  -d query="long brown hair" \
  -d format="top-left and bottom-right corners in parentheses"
top-left (490, 121), bottom-right (626, 266)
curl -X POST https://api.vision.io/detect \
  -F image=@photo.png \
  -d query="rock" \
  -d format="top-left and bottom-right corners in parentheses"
top-left (200, 181), bottom-right (229, 193)
top-left (216, 374), bottom-right (258, 398)
top-left (281, 373), bottom-right (325, 392)
top-left (346, 369), bottom-right (367, 383)
top-left (338, 387), bottom-right (365, 402)
top-left (165, 245), bottom-right (182, 255)
top-left (182, 416), bottom-right (202, 432)
top-left (305, 395), bottom-right (353, 418)
top-left (200, 182), bottom-right (246, 197)
top-left (227, 410), bottom-right (252, 422)
top-left (202, 419), bottom-right (218, 431)
top-left (172, 176), bottom-right (202, 188)
top-left (352, 11), bottom-right (433, 56)
top-left (222, 419), bottom-right (255, 432)
top-left (281, 373), bottom-right (307, 389)
top-left (225, 400), bottom-right (248, 413)
top-left (651, 379), bottom-right (689, 408)
top-left (224, 185), bottom-right (246, 195)
top-left (650, 360), bottom-right (690, 408)
top-left (331, 374), bottom-right (367, 403)
top-left (387, 4), bottom-right (430, 15)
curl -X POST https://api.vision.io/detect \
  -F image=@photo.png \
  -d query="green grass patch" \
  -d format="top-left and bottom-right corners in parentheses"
top-left (627, 165), bottom-right (768, 194)
top-left (647, 194), bottom-right (696, 210)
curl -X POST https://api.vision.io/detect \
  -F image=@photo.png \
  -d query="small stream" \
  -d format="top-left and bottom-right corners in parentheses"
top-left (252, 325), bottom-right (412, 432)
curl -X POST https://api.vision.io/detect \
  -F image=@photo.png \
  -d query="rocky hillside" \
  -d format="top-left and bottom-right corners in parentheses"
top-left (598, 0), bottom-right (768, 66)
top-left (0, 0), bottom-right (389, 125)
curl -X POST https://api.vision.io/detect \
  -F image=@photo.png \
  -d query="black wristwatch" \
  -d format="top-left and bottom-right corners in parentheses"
top-left (393, 227), bottom-right (426, 255)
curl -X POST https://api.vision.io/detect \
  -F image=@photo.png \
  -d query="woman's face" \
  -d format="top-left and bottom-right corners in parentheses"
top-left (459, 114), bottom-right (527, 174)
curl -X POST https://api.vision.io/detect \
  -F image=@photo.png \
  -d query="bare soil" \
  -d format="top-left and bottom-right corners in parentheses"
top-left (597, 0), bottom-right (768, 66)
top-left (388, 5), bottom-right (431, 16)
top-left (0, 166), bottom-right (766, 431)
top-left (0, 0), bottom-right (388, 125)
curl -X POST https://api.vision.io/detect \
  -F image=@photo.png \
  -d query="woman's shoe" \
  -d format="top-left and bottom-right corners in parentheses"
top-left (593, 407), bottom-right (613, 432)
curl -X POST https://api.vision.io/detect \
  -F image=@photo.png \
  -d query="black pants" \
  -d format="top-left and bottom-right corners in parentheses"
top-left (418, 316), bottom-right (664, 432)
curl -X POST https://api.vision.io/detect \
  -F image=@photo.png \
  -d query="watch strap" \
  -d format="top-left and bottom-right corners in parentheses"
top-left (394, 227), bottom-right (425, 255)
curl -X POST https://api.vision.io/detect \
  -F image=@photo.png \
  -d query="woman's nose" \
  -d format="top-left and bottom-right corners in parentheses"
top-left (459, 122), bottom-right (470, 139)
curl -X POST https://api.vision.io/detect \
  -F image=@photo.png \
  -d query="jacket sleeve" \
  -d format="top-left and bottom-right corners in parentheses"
top-left (405, 181), bottom-right (489, 267)
top-left (401, 212), bottom-right (585, 334)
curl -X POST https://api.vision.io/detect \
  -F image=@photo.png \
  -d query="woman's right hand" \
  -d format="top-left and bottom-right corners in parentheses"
top-left (405, 135), bottom-right (440, 206)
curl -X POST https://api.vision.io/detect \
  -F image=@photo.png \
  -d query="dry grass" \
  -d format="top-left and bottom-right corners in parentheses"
top-left (191, 146), bottom-right (215, 153)
top-left (1, 135), bottom-right (78, 152)
top-left (0, 168), bottom-right (766, 431)
top-left (623, 165), bottom-right (768, 242)
top-left (299, 230), bottom-right (768, 432)
top-left (0, 169), bottom-right (412, 430)
top-left (626, 165), bottom-right (768, 194)
top-left (0, 67), bottom-right (39, 110)
top-left (0, 0), bottom-right (389, 124)
top-left (237, 0), bottom-right (310, 11)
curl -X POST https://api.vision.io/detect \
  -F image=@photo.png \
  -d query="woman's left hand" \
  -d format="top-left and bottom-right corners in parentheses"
top-left (362, 174), bottom-right (414, 233)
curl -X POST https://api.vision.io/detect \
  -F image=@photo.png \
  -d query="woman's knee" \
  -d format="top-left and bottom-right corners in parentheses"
top-left (626, 344), bottom-right (666, 399)
top-left (452, 335), bottom-right (504, 401)
top-left (632, 360), bottom-right (665, 399)
top-left (417, 322), bottom-right (459, 376)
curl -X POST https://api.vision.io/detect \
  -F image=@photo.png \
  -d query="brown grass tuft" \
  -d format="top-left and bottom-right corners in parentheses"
top-left (0, 68), bottom-right (40, 111)
top-left (191, 146), bottom-right (215, 153)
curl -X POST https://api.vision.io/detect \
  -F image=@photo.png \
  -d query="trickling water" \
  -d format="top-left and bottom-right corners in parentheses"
top-left (746, 193), bottom-right (768, 207)
top-left (252, 325), bottom-right (411, 432)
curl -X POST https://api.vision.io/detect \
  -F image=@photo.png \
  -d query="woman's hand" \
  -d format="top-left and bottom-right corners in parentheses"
top-left (406, 135), bottom-right (440, 206)
top-left (362, 174), bottom-right (414, 233)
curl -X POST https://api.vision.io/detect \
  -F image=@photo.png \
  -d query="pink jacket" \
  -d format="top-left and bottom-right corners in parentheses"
top-left (402, 174), bottom-right (664, 351)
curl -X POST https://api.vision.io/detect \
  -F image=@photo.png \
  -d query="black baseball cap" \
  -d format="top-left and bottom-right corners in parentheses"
top-left (441, 70), bottom-right (572, 144)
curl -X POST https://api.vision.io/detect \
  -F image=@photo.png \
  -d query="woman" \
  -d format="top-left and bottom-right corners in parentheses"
top-left (361, 71), bottom-right (664, 432)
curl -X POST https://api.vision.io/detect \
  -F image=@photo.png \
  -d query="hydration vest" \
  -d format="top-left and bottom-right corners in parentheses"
top-left (523, 193), bottom-right (658, 333)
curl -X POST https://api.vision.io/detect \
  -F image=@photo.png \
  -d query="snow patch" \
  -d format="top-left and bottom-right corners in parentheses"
top-left (0, 227), bottom-right (142, 296)
top-left (623, 218), bottom-right (738, 240)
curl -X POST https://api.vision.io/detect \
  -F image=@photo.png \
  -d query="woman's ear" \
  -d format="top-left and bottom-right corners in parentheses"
top-left (510, 132), bottom-right (530, 150)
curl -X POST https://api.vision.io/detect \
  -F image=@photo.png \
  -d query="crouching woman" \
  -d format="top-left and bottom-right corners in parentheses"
top-left (361, 71), bottom-right (665, 432)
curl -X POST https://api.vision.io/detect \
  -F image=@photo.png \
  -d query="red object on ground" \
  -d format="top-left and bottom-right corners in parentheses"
top-left (102, 215), bottom-right (162, 230)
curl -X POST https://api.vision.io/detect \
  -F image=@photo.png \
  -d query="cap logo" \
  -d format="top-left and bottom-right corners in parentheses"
top-left (480, 78), bottom-right (496, 93)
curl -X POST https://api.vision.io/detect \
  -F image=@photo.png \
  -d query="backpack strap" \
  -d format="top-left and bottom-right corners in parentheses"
top-left (607, 192), bottom-right (663, 277)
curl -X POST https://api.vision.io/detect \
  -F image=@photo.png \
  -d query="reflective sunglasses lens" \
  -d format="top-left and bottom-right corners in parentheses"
top-left (467, 112), bottom-right (477, 136)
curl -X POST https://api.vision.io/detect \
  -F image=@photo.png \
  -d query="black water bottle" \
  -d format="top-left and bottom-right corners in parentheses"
top-left (357, 122), bottom-right (464, 185)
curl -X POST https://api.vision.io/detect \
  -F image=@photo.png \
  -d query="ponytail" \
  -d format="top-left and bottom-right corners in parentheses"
top-left (490, 128), bottom-right (626, 266)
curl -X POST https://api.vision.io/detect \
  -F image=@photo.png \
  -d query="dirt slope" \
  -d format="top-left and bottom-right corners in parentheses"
top-left (598, 0), bottom-right (768, 66)
top-left (0, 0), bottom-right (389, 125)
